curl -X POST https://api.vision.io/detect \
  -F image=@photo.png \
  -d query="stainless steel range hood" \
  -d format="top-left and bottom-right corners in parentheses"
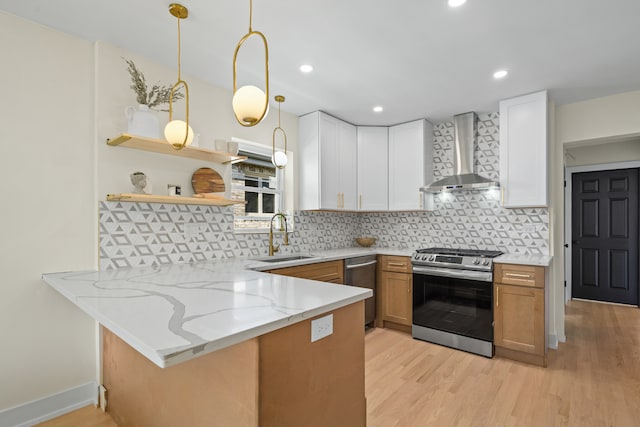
top-left (421, 112), bottom-right (499, 192)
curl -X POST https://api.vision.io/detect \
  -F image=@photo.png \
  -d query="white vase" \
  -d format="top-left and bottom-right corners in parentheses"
top-left (125, 104), bottom-right (160, 139)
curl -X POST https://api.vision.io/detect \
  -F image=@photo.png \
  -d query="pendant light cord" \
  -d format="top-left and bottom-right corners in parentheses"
top-left (177, 16), bottom-right (182, 81)
top-left (249, 0), bottom-right (253, 32)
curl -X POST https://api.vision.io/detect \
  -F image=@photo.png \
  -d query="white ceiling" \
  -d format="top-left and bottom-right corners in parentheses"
top-left (2, 0), bottom-right (640, 125)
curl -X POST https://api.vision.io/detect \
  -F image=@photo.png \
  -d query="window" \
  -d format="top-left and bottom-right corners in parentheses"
top-left (232, 142), bottom-right (285, 231)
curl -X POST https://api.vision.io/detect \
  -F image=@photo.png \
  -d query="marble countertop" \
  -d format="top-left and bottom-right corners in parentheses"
top-left (495, 254), bottom-right (553, 267)
top-left (44, 246), bottom-right (552, 369)
top-left (43, 261), bottom-right (371, 368)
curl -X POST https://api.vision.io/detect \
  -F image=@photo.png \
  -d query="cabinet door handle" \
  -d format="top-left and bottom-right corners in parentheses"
top-left (496, 286), bottom-right (499, 307)
top-left (388, 262), bottom-right (406, 267)
top-left (341, 193), bottom-right (344, 208)
top-left (500, 187), bottom-right (505, 205)
top-left (505, 272), bottom-right (532, 279)
top-left (359, 195), bottom-right (362, 210)
top-left (419, 193), bottom-right (422, 209)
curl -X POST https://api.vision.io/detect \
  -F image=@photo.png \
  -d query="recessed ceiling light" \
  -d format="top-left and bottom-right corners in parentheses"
top-left (373, 106), bottom-right (383, 113)
top-left (448, 0), bottom-right (467, 7)
top-left (493, 69), bottom-right (508, 79)
top-left (300, 64), bottom-right (313, 73)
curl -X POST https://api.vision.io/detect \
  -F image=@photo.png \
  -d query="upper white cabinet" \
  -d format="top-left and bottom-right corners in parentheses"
top-left (357, 127), bottom-right (389, 211)
top-left (388, 119), bottom-right (434, 210)
top-left (499, 90), bottom-right (549, 207)
top-left (299, 111), bottom-right (357, 210)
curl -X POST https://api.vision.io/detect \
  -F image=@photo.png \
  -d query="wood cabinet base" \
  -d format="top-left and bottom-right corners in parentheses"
top-left (495, 345), bottom-right (547, 367)
top-left (102, 301), bottom-right (366, 427)
top-left (260, 301), bottom-right (365, 427)
top-left (103, 329), bottom-right (259, 427)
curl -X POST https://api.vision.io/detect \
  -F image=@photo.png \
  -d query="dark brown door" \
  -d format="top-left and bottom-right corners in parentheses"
top-left (572, 168), bottom-right (638, 305)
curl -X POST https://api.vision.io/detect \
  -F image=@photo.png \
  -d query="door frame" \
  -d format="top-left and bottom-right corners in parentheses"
top-left (564, 160), bottom-right (640, 304)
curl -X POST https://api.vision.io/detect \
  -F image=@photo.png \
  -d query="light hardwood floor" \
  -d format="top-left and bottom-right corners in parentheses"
top-left (38, 300), bottom-right (640, 427)
top-left (366, 300), bottom-right (640, 427)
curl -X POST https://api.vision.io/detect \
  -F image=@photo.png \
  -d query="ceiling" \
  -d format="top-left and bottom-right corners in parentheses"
top-left (2, 0), bottom-right (640, 125)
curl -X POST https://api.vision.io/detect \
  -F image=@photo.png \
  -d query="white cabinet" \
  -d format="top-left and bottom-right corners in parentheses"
top-left (499, 90), bottom-right (549, 207)
top-left (357, 127), bottom-right (388, 211)
top-left (388, 119), bottom-right (434, 210)
top-left (299, 111), bottom-right (357, 210)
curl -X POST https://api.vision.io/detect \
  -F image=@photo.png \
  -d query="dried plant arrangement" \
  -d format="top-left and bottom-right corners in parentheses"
top-left (124, 58), bottom-right (184, 111)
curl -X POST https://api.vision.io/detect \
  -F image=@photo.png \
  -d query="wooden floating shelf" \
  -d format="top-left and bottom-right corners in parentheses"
top-left (106, 134), bottom-right (247, 165)
top-left (106, 193), bottom-right (245, 207)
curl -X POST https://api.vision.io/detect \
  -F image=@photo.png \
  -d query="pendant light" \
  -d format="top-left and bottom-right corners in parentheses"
top-left (232, 0), bottom-right (269, 127)
top-left (272, 95), bottom-right (287, 169)
top-left (164, 3), bottom-right (194, 149)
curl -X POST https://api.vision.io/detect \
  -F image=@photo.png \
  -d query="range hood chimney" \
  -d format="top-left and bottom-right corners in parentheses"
top-left (422, 112), bottom-right (499, 192)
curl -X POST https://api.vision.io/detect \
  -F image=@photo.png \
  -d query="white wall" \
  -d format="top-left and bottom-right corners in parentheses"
top-left (0, 12), bottom-right (97, 410)
top-left (565, 138), bottom-right (640, 167)
top-left (551, 90), bottom-right (640, 343)
top-left (556, 90), bottom-right (640, 144)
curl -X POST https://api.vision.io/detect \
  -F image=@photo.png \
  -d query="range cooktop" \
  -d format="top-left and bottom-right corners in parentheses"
top-left (411, 247), bottom-right (504, 271)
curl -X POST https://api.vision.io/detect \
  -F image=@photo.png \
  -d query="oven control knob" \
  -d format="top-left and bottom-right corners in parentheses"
top-left (473, 258), bottom-right (480, 265)
top-left (428, 255), bottom-right (435, 261)
top-left (483, 259), bottom-right (490, 266)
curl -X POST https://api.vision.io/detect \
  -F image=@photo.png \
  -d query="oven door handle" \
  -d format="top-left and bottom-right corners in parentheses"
top-left (412, 266), bottom-right (493, 282)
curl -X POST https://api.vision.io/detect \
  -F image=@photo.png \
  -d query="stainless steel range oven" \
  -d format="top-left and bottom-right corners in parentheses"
top-left (411, 248), bottom-right (503, 357)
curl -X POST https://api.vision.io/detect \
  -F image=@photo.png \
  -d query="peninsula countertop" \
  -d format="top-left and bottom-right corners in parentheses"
top-left (43, 259), bottom-right (371, 368)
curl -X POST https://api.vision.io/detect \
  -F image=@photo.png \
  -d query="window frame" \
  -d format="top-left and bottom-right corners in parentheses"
top-left (231, 139), bottom-right (286, 233)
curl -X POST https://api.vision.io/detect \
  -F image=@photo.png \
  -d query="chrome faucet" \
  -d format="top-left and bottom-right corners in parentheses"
top-left (269, 213), bottom-right (289, 256)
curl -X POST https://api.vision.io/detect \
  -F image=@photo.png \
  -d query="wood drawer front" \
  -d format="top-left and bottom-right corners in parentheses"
top-left (495, 263), bottom-right (544, 288)
top-left (269, 260), bottom-right (344, 283)
top-left (379, 255), bottom-right (411, 273)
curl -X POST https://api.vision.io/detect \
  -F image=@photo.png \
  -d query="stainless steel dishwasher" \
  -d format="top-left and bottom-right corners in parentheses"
top-left (344, 255), bottom-right (377, 327)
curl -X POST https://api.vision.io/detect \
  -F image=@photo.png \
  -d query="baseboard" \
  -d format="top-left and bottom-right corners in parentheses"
top-left (0, 381), bottom-right (98, 427)
top-left (548, 333), bottom-right (559, 350)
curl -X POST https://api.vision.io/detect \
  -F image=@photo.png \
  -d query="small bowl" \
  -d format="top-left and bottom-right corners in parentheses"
top-left (355, 237), bottom-right (377, 247)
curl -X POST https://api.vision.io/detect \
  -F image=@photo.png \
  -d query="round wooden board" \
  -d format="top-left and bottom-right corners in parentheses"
top-left (191, 167), bottom-right (225, 194)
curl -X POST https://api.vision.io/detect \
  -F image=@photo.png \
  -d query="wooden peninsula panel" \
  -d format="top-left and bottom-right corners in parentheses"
top-left (103, 328), bottom-right (259, 427)
top-left (101, 301), bottom-right (366, 426)
top-left (259, 301), bottom-right (366, 427)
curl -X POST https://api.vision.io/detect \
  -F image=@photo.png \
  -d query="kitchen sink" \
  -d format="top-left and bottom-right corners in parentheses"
top-left (251, 255), bottom-right (316, 263)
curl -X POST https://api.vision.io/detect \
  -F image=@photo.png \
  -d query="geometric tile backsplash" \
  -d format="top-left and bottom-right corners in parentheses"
top-left (100, 112), bottom-right (549, 270)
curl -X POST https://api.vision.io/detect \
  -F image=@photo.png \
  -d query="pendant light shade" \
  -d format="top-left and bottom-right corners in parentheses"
top-left (232, 85), bottom-right (268, 125)
top-left (164, 119), bottom-right (194, 146)
top-left (272, 95), bottom-right (287, 169)
top-left (165, 3), bottom-right (192, 149)
top-left (232, 0), bottom-right (269, 127)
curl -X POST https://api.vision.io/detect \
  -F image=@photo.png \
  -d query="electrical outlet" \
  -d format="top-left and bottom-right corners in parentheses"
top-left (311, 314), bottom-right (333, 342)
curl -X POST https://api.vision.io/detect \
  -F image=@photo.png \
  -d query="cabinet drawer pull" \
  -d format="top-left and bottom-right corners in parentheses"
top-left (496, 286), bottom-right (499, 307)
top-left (388, 262), bottom-right (406, 267)
top-left (505, 272), bottom-right (532, 279)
